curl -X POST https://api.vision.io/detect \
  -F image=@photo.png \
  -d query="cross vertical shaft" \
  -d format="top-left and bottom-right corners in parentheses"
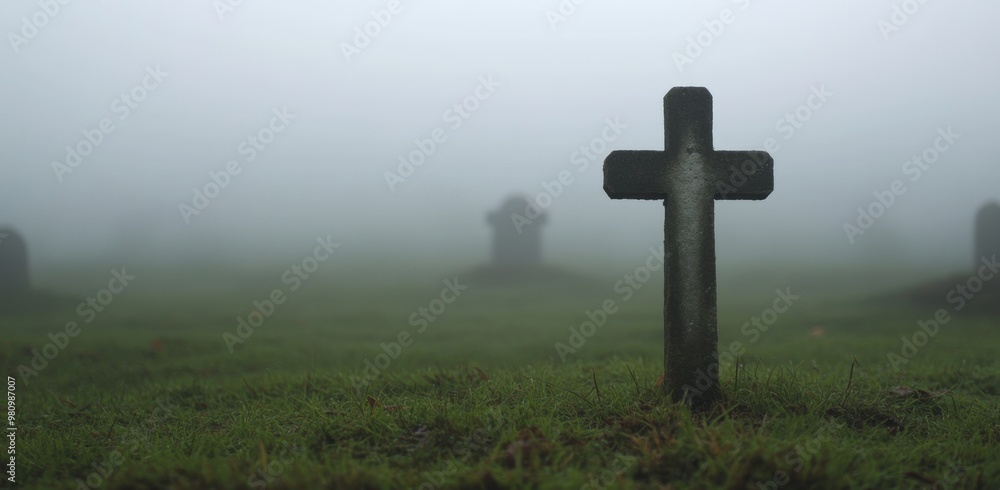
top-left (664, 192), bottom-right (720, 407)
top-left (661, 89), bottom-right (723, 408)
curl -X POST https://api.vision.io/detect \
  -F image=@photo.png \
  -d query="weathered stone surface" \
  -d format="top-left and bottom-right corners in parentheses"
top-left (603, 87), bottom-right (774, 409)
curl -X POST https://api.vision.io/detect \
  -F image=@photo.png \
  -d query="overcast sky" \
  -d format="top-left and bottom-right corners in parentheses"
top-left (1, 1), bottom-right (998, 272)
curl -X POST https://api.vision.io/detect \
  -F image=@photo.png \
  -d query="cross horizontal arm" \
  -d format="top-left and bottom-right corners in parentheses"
top-left (709, 151), bottom-right (774, 200)
top-left (603, 150), bottom-right (669, 200)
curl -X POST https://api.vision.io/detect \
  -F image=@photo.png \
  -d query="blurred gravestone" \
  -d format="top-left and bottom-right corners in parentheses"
top-left (974, 202), bottom-right (1000, 269)
top-left (487, 196), bottom-right (546, 268)
top-left (0, 228), bottom-right (30, 294)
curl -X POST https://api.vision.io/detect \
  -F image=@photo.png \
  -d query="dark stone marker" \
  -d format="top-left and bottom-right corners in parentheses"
top-left (975, 202), bottom-right (1000, 269)
top-left (0, 228), bottom-right (30, 294)
top-left (603, 87), bottom-right (774, 409)
top-left (487, 196), bottom-right (546, 267)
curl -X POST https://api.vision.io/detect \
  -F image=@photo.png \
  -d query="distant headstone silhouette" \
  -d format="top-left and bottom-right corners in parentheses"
top-left (0, 228), bottom-right (30, 293)
top-left (487, 196), bottom-right (546, 267)
top-left (974, 202), bottom-right (1000, 268)
top-left (604, 87), bottom-right (774, 410)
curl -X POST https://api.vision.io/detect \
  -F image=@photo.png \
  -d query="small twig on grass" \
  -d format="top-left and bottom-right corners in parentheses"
top-left (591, 369), bottom-right (602, 403)
top-left (786, 360), bottom-right (805, 377)
top-left (710, 404), bottom-right (738, 426)
top-left (50, 391), bottom-right (88, 411)
top-left (763, 366), bottom-right (776, 392)
top-left (348, 380), bottom-right (371, 417)
top-left (365, 384), bottom-right (391, 418)
top-left (734, 355), bottom-right (740, 393)
top-left (103, 415), bottom-right (119, 444)
top-left (839, 356), bottom-right (860, 409)
top-left (624, 363), bottom-right (641, 397)
top-left (242, 377), bottom-right (258, 398)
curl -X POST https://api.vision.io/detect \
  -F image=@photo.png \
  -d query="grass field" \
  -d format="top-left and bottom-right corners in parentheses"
top-left (3, 263), bottom-right (999, 489)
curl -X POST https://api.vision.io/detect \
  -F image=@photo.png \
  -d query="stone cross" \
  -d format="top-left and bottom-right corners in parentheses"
top-left (0, 227), bottom-right (30, 293)
top-left (487, 196), bottom-right (547, 268)
top-left (974, 202), bottom-right (1000, 271)
top-left (603, 87), bottom-right (773, 409)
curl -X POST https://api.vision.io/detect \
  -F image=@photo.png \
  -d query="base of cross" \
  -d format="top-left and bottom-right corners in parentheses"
top-left (654, 371), bottom-right (723, 410)
top-left (670, 367), bottom-right (725, 411)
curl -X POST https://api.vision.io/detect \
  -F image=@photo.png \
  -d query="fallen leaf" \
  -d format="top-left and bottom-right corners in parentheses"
top-left (365, 396), bottom-right (401, 413)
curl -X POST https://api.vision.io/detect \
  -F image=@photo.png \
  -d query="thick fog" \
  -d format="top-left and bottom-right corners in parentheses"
top-left (2, 1), bottom-right (998, 277)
